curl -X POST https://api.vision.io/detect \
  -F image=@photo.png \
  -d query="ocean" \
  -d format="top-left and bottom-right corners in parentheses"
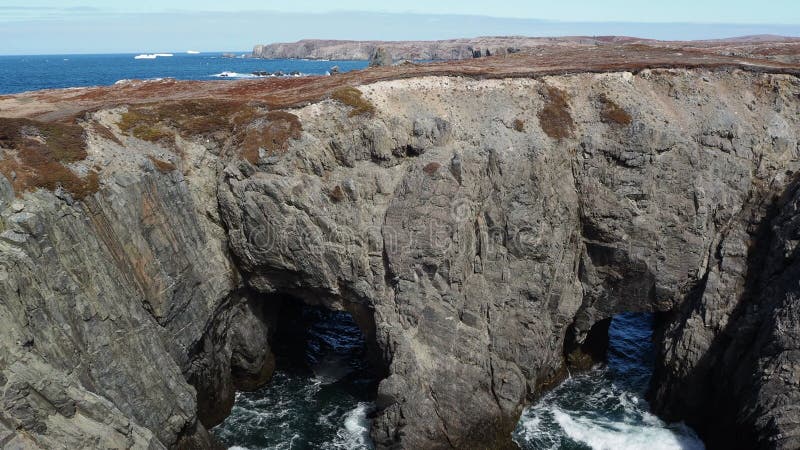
top-left (513, 313), bottom-right (705, 450)
top-left (213, 304), bottom-right (378, 450)
top-left (0, 53), bottom-right (367, 95)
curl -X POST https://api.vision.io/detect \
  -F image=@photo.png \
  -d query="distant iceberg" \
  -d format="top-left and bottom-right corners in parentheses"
top-left (186, 50), bottom-right (200, 54)
top-left (134, 53), bottom-right (173, 59)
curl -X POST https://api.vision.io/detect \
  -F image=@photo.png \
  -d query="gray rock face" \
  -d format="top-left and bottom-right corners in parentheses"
top-left (1, 69), bottom-right (799, 450)
top-left (369, 47), bottom-right (392, 67)
top-left (652, 171), bottom-right (800, 449)
top-left (218, 72), bottom-right (800, 448)
top-left (0, 130), bottom-right (273, 448)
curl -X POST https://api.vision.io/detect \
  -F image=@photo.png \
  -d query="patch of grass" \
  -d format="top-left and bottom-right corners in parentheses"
top-left (537, 86), bottom-right (575, 139)
top-left (117, 99), bottom-right (264, 144)
top-left (331, 87), bottom-right (375, 117)
top-left (133, 126), bottom-right (173, 143)
top-left (240, 111), bottom-right (303, 164)
top-left (116, 100), bottom-right (304, 166)
top-left (0, 117), bottom-right (87, 162)
top-left (148, 155), bottom-right (177, 173)
top-left (75, 170), bottom-right (100, 200)
top-left (597, 94), bottom-right (632, 126)
top-left (118, 109), bottom-right (172, 143)
top-left (0, 117), bottom-right (99, 200)
top-left (512, 118), bottom-right (525, 132)
top-left (117, 109), bottom-right (150, 133)
top-left (90, 122), bottom-right (123, 145)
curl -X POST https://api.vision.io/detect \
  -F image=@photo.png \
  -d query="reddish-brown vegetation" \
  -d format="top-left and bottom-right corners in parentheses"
top-left (423, 162), bottom-right (441, 176)
top-left (7, 39), bottom-right (798, 125)
top-left (147, 155), bottom-right (177, 173)
top-left (512, 118), bottom-right (525, 132)
top-left (117, 99), bottom-right (264, 144)
top-left (538, 86), bottom-right (575, 139)
top-left (240, 111), bottom-right (303, 164)
top-left (89, 122), bottom-right (123, 145)
top-left (0, 118), bottom-right (99, 199)
top-left (597, 94), bottom-right (632, 126)
top-left (331, 86), bottom-right (375, 117)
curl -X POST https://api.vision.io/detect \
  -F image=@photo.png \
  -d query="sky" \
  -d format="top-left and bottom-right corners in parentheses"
top-left (1, 1), bottom-right (799, 55)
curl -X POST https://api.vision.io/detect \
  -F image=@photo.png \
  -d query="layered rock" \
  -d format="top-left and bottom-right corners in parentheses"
top-left (0, 111), bottom-right (274, 448)
top-left (0, 65), bottom-right (799, 450)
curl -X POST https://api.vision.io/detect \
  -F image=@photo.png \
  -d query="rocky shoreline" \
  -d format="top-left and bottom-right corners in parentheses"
top-left (0, 40), bottom-right (799, 449)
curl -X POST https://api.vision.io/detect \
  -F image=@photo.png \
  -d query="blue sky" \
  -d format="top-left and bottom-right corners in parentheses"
top-left (1, 1), bottom-right (799, 54)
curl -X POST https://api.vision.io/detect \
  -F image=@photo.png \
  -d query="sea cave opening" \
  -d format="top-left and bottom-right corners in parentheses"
top-left (513, 313), bottom-right (706, 450)
top-left (213, 298), bottom-right (381, 450)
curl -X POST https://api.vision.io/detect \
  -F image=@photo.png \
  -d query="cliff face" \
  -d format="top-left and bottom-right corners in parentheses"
top-left (0, 63), bottom-right (799, 449)
top-left (251, 37), bottom-right (537, 60)
top-left (251, 36), bottom-right (800, 62)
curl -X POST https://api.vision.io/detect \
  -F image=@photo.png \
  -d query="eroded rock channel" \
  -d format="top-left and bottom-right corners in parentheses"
top-left (212, 301), bottom-right (379, 449)
top-left (1, 66), bottom-right (799, 450)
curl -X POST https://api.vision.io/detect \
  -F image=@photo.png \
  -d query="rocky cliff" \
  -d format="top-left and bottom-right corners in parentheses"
top-left (0, 44), bottom-right (799, 449)
top-left (251, 36), bottom-right (800, 62)
top-left (252, 37), bottom-right (535, 60)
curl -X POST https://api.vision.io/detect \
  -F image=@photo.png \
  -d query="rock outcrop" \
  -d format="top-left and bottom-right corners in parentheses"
top-left (1, 52), bottom-right (799, 450)
top-left (369, 47), bottom-right (392, 67)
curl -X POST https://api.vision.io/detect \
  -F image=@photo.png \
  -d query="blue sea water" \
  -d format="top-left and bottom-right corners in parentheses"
top-left (513, 313), bottom-right (705, 450)
top-left (0, 53), bottom-right (367, 95)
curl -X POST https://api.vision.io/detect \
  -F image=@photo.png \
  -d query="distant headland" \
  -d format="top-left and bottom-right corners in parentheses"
top-left (251, 35), bottom-right (800, 62)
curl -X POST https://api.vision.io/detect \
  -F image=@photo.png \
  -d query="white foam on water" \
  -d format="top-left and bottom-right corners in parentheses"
top-left (514, 313), bottom-right (707, 450)
top-left (513, 407), bottom-right (563, 450)
top-left (212, 71), bottom-right (257, 78)
top-left (513, 368), bottom-right (706, 450)
top-left (322, 402), bottom-right (374, 450)
top-left (302, 378), bottom-right (323, 401)
top-left (211, 71), bottom-right (308, 79)
top-left (552, 408), bottom-right (705, 450)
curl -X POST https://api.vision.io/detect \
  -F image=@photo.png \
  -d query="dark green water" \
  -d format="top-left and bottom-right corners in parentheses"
top-left (212, 304), bottom-right (377, 450)
top-left (213, 310), bottom-right (705, 450)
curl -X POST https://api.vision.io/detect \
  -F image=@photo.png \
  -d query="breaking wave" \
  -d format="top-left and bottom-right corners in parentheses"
top-left (211, 71), bottom-right (308, 79)
top-left (212, 305), bottom-right (377, 450)
top-left (513, 313), bottom-right (705, 450)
